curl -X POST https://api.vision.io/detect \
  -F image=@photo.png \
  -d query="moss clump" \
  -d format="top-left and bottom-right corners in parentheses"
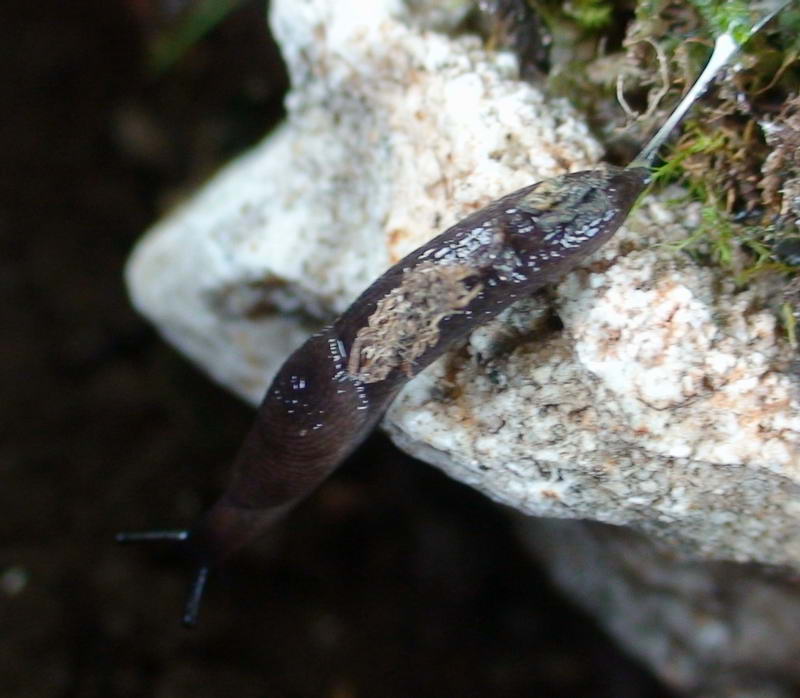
top-left (562, 0), bottom-right (615, 29)
top-left (479, 0), bottom-right (800, 343)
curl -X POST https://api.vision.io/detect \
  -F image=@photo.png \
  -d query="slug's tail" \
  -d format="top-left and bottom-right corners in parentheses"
top-left (115, 528), bottom-right (212, 627)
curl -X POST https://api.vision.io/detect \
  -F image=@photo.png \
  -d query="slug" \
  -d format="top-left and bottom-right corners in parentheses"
top-left (119, 164), bottom-right (649, 625)
top-left (118, 0), bottom-right (795, 623)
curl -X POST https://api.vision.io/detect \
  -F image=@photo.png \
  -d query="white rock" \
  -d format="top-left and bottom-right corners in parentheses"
top-left (128, 0), bottom-right (601, 400)
top-left (126, 0), bottom-right (800, 693)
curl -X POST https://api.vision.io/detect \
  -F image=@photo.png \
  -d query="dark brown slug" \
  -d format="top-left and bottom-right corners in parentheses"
top-left (119, 164), bottom-right (649, 625)
top-left (118, 0), bottom-right (791, 627)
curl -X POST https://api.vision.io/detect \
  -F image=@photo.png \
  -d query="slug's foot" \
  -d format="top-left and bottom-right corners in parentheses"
top-left (115, 529), bottom-right (211, 628)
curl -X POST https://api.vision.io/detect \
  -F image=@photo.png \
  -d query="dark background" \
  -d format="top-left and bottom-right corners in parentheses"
top-left (1, 1), bottom-right (675, 696)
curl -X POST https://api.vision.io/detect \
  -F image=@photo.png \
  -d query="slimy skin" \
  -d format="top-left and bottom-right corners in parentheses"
top-left (120, 165), bottom-right (650, 624)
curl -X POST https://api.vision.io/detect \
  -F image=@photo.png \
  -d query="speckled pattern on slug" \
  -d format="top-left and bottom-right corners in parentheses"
top-left (348, 261), bottom-right (482, 383)
top-left (519, 169), bottom-right (620, 249)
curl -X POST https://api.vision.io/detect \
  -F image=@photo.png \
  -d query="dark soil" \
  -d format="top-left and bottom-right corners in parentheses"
top-left (1, 1), bottom-right (676, 696)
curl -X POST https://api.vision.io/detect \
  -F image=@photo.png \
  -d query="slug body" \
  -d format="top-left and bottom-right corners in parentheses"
top-left (191, 165), bottom-right (649, 568)
top-left (120, 165), bottom-right (648, 624)
top-left (117, 4), bottom-right (796, 624)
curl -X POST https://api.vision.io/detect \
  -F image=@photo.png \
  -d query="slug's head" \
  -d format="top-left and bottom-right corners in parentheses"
top-left (116, 503), bottom-right (278, 627)
top-left (115, 529), bottom-right (210, 627)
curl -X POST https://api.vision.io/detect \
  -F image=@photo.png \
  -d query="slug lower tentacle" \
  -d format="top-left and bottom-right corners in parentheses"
top-left (119, 164), bottom-right (649, 625)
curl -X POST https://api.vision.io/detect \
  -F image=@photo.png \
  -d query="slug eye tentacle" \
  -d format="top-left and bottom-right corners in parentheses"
top-left (115, 529), bottom-right (211, 628)
top-left (182, 565), bottom-right (211, 628)
top-left (115, 529), bottom-right (190, 544)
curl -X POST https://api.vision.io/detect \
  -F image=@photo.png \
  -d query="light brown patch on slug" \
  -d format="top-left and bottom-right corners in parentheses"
top-left (519, 176), bottom-right (570, 212)
top-left (348, 261), bottom-right (482, 383)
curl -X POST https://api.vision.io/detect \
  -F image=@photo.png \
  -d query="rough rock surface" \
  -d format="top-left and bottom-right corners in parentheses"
top-left (386, 198), bottom-right (800, 570)
top-left (128, 0), bottom-right (601, 398)
top-left (126, 0), bottom-right (800, 694)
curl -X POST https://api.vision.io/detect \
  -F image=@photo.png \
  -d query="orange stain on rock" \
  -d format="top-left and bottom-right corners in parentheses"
top-left (387, 227), bottom-right (411, 264)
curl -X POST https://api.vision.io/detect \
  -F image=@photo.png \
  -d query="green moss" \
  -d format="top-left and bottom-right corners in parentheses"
top-left (564, 0), bottom-right (614, 29)
top-left (649, 128), bottom-right (726, 192)
top-left (781, 302), bottom-right (798, 348)
top-left (686, 0), bottom-right (753, 44)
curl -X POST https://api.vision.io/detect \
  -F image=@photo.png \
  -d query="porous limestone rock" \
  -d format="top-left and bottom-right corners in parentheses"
top-left (128, 0), bottom-right (601, 398)
top-left (126, 0), bottom-right (800, 694)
